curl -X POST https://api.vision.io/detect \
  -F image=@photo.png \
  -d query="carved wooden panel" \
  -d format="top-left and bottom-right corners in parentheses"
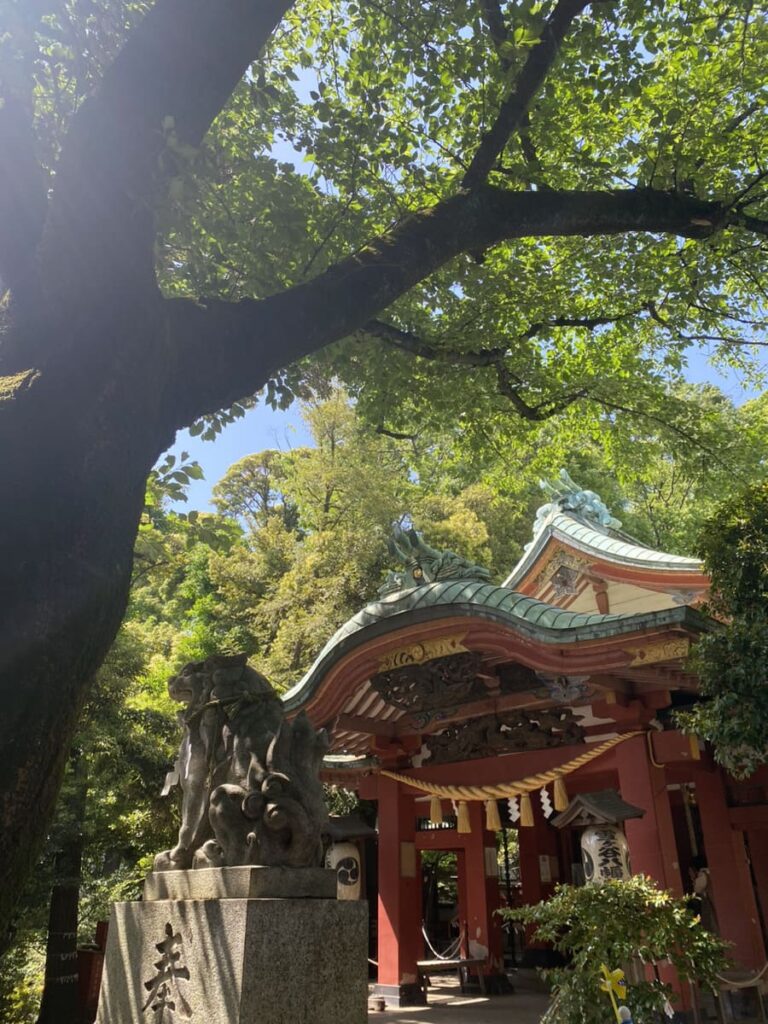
top-left (422, 708), bottom-right (585, 765)
top-left (370, 651), bottom-right (485, 712)
top-left (496, 662), bottom-right (540, 694)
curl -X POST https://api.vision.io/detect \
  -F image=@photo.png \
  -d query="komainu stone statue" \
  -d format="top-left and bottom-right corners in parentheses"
top-left (154, 654), bottom-right (329, 871)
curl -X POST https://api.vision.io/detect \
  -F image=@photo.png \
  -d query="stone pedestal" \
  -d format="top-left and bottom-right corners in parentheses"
top-left (143, 865), bottom-right (337, 901)
top-left (96, 869), bottom-right (368, 1024)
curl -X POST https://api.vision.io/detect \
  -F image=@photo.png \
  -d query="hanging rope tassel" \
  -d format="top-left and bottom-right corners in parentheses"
top-left (430, 795), bottom-right (443, 825)
top-left (485, 799), bottom-right (502, 832)
top-left (554, 776), bottom-right (569, 812)
top-left (457, 800), bottom-right (471, 833)
top-left (520, 793), bottom-right (534, 827)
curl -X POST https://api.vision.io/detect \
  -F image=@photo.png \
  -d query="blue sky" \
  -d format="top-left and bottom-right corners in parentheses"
top-left (166, 403), bottom-right (313, 511)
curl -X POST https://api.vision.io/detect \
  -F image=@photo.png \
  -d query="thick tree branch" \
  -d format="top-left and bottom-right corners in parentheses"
top-left (366, 318), bottom-right (589, 422)
top-left (462, 0), bottom-right (598, 189)
top-left (364, 320), bottom-right (506, 365)
top-left (476, 0), bottom-right (550, 189)
top-left (0, 96), bottom-right (47, 300)
top-left (163, 185), bottom-right (745, 430)
top-left (479, 0), bottom-right (510, 53)
top-left (365, 311), bottom-right (640, 421)
top-left (496, 363), bottom-right (588, 420)
top-left (518, 111), bottom-right (551, 189)
top-left (365, 309), bottom-right (638, 363)
top-left (375, 425), bottom-right (420, 442)
top-left (735, 212), bottom-right (768, 237)
top-left (44, 0), bottom-right (294, 303)
top-left (521, 309), bottom-right (640, 338)
top-left (102, 0), bottom-right (294, 154)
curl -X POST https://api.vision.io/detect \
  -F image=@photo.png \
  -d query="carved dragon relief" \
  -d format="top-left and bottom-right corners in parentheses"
top-left (421, 707), bottom-right (585, 765)
top-left (378, 525), bottom-right (492, 597)
top-left (370, 648), bottom-right (558, 732)
top-left (371, 651), bottom-right (486, 712)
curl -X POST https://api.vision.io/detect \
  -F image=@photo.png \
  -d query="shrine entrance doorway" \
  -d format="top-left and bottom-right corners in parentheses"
top-left (421, 849), bottom-right (460, 959)
top-left (415, 801), bottom-right (508, 990)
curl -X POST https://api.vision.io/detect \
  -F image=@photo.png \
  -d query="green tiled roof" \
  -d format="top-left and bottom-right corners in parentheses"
top-left (504, 511), bottom-right (703, 589)
top-left (282, 578), bottom-right (706, 712)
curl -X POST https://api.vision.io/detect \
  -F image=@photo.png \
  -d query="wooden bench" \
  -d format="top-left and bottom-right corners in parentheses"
top-left (417, 957), bottom-right (488, 1000)
top-left (715, 967), bottom-right (768, 1023)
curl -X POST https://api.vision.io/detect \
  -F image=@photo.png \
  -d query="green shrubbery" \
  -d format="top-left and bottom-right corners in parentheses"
top-left (679, 481), bottom-right (768, 778)
top-left (502, 877), bottom-right (727, 1024)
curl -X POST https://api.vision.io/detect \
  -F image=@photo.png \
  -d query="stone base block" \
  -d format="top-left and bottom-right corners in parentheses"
top-left (143, 865), bottom-right (337, 901)
top-left (96, 896), bottom-right (368, 1024)
top-left (370, 982), bottom-right (426, 1008)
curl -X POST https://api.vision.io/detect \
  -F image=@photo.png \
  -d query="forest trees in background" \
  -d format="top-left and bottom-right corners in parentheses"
top-left (108, 385), bottom-right (768, 697)
top-left (199, 392), bottom-right (531, 687)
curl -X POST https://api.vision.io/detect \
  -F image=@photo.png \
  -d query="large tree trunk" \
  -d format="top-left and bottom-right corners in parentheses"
top-left (0, 287), bottom-right (174, 944)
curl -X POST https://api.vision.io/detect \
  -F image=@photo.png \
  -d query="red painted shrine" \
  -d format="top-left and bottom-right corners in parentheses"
top-left (283, 474), bottom-right (768, 1009)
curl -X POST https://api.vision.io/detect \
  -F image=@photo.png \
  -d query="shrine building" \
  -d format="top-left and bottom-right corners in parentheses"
top-left (282, 473), bottom-right (768, 1010)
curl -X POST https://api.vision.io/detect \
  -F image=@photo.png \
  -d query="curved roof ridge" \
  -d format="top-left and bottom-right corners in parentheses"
top-left (282, 578), bottom-right (705, 711)
top-left (503, 511), bottom-right (703, 589)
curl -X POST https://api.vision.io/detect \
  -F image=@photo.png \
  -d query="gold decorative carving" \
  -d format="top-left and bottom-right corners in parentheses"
top-left (377, 634), bottom-right (468, 673)
top-left (533, 549), bottom-right (592, 592)
top-left (626, 637), bottom-right (689, 666)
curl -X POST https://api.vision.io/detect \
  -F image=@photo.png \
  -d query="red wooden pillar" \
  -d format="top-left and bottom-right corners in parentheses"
top-left (456, 848), bottom-right (469, 957)
top-left (519, 804), bottom-right (559, 902)
top-left (518, 803), bottom-right (559, 966)
top-left (696, 770), bottom-right (765, 968)
top-left (462, 802), bottom-right (505, 982)
top-left (373, 774), bottom-right (425, 1007)
top-left (519, 817), bottom-right (544, 907)
top-left (615, 734), bottom-right (683, 894)
top-left (746, 829), bottom-right (768, 944)
top-left (616, 734), bottom-right (691, 1012)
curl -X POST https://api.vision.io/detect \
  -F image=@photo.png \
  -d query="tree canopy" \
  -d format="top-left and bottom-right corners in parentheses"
top-left (1, 0), bottom-right (768, 936)
top-left (679, 480), bottom-right (768, 778)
